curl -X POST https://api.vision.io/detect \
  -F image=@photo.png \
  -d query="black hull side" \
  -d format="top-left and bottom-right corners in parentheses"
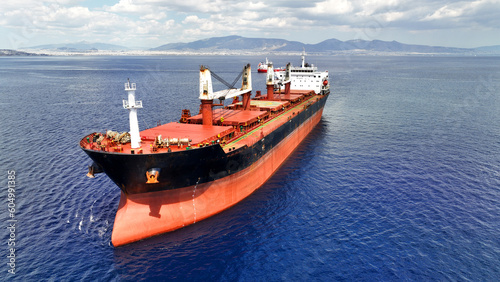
top-left (83, 93), bottom-right (329, 194)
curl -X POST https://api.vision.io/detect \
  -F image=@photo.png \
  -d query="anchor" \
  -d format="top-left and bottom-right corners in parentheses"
top-left (146, 168), bottom-right (161, 184)
top-left (86, 162), bottom-right (103, 178)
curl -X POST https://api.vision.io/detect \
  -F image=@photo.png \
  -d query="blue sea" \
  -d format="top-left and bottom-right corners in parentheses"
top-left (1, 55), bottom-right (499, 281)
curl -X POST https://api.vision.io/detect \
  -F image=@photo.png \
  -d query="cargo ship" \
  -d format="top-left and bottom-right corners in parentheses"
top-left (80, 54), bottom-right (330, 246)
top-left (257, 57), bottom-right (271, 72)
top-left (257, 57), bottom-right (284, 72)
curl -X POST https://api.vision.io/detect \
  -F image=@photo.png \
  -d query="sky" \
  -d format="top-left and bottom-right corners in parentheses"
top-left (1, 0), bottom-right (499, 49)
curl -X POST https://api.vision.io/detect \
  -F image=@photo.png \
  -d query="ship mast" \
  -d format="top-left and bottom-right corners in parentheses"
top-left (283, 63), bottom-right (292, 96)
top-left (301, 49), bottom-right (306, 68)
top-left (123, 79), bottom-right (143, 149)
top-left (266, 62), bottom-right (274, 100)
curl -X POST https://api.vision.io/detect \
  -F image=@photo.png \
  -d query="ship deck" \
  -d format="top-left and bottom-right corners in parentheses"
top-left (80, 89), bottom-right (320, 155)
top-left (188, 108), bottom-right (269, 126)
top-left (223, 91), bottom-right (316, 152)
top-left (226, 100), bottom-right (290, 111)
top-left (254, 92), bottom-right (305, 103)
top-left (141, 123), bottom-right (234, 144)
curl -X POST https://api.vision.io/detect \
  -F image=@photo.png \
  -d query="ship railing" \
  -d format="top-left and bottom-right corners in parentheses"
top-left (123, 100), bottom-right (143, 109)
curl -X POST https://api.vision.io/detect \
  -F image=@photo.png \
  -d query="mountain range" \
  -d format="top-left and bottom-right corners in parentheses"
top-left (22, 36), bottom-right (500, 54)
top-left (28, 41), bottom-right (129, 51)
top-left (150, 35), bottom-right (475, 54)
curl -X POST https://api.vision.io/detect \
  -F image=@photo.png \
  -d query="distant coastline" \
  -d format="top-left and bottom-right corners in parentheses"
top-left (0, 49), bottom-right (49, 56)
top-left (3, 49), bottom-right (497, 57)
top-left (4, 36), bottom-right (500, 56)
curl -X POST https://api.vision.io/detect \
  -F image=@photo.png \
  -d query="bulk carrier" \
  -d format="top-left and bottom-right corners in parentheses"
top-left (80, 53), bottom-right (330, 246)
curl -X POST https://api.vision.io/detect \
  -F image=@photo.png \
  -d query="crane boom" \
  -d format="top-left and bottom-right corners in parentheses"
top-left (199, 64), bottom-right (252, 101)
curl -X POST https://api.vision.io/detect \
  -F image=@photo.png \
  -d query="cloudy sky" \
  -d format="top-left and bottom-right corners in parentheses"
top-left (1, 0), bottom-right (499, 49)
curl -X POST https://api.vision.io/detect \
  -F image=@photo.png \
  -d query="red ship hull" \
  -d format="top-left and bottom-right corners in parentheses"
top-left (111, 104), bottom-right (325, 246)
top-left (81, 60), bottom-right (331, 246)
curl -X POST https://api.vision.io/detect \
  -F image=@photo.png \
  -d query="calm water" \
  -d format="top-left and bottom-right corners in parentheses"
top-left (0, 55), bottom-right (499, 281)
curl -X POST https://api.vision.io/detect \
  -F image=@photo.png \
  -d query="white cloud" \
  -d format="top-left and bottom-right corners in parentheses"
top-left (153, 0), bottom-right (225, 13)
top-left (421, 0), bottom-right (500, 28)
top-left (307, 0), bottom-right (354, 15)
top-left (106, 0), bottom-right (154, 14)
top-left (355, 0), bottom-right (403, 16)
top-left (182, 15), bottom-right (201, 24)
top-left (1, 0), bottom-right (499, 49)
top-left (424, 4), bottom-right (464, 21)
top-left (141, 12), bottom-right (167, 21)
top-left (233, 1), bottom-right (267, 11)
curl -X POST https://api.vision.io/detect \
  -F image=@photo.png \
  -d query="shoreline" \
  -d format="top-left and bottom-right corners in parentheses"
top-left (2, 49), bottom-right (495, 57)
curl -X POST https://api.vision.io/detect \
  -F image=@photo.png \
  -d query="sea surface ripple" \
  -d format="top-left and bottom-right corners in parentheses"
top-left (0, 55), bottom-right (499, 281)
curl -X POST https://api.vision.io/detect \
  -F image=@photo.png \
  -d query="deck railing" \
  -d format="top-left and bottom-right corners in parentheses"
top-left (122, 100), bottom-right (143, 109)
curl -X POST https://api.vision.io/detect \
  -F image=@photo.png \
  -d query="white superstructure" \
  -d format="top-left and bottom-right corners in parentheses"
top-left (275, 50), bottom-right (330, 94)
